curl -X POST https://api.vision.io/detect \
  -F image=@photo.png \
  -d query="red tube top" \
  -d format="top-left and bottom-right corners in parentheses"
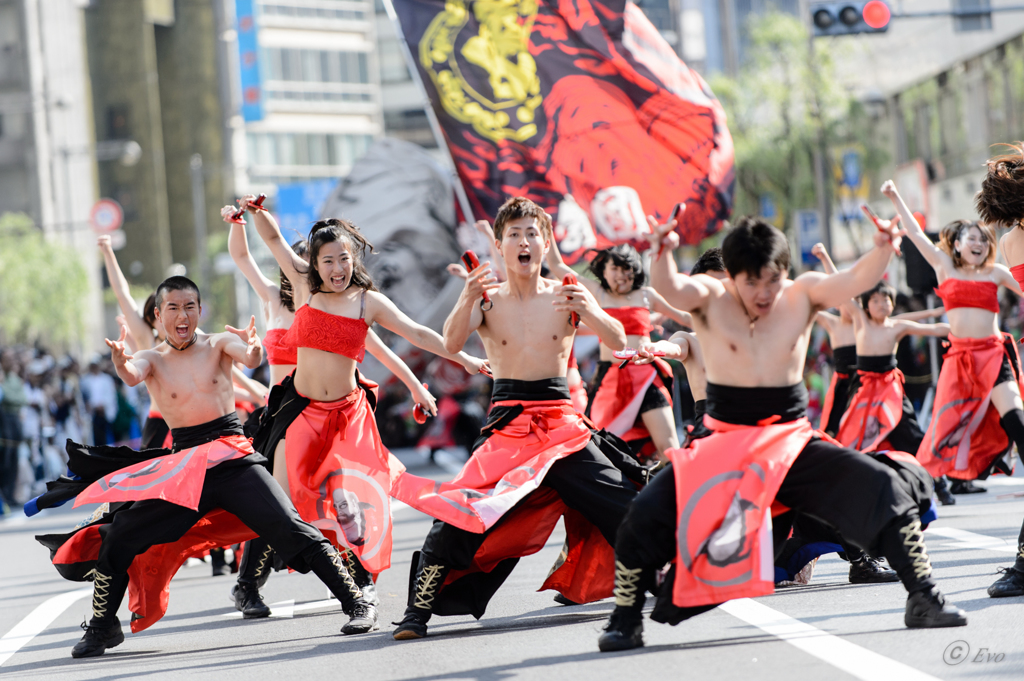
top-left (1011, 264), bottom-right (1024, 291)
top-left (934, 278), bottom-right (999, 313)
top-left (605, 307), bottom-right (654, 336)
top-left (283, 304), bottom-right (368, 362)
top-left (264, 327), bottom-right (298, 366)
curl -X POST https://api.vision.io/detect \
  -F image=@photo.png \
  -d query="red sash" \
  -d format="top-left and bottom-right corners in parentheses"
top-left (836, 369), bottom-right (905, 452)
top-left (819, 370), bottom-right (848, 433)
top-left (392, 399), bottom-right (591, 532)
top-left (393, 399), bottom-right (615, 604)
top-left (285, 383), bottom-right (402, 575)
top-left (589, 360), bottom-right (672, 440)
top-left (53, 509), bottom-right (256, 633)
top-left (73, 435), bottom-right (253, 511)
top-left (918, 334), bottom-right (1018, 479)
top-left (668, 417), bottom-right (813, 607)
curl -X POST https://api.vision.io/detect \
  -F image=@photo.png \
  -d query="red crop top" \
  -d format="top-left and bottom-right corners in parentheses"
top-left (934, 278), bottom-right (1000, 313)
top-left (605, 307), bottom-right (655, 336)
top-left (263, 328), bottom-right (298, 366)
top-left (1011, 264), bottom-right (1024, 291)
top-left (283, 291), bottom-right (368, 362)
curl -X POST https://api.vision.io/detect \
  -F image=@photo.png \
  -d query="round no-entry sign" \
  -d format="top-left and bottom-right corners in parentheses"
top-left (90, 199), bottom-right (124, 234)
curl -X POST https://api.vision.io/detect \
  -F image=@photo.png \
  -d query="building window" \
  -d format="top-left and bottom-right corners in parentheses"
top-left (247, 132), bottom-right (374, 169)
top-left (263, 48), bottom-right (370, 84)
top-left (258, 1), bottom-right (368, 22)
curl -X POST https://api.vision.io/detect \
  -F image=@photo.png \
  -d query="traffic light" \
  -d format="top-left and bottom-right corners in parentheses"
top-left (811, 0), bottom-right (891, 36)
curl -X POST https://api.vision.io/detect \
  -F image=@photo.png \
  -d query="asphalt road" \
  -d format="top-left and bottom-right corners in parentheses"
top-left (2, 450), bottom-right (1023, 680)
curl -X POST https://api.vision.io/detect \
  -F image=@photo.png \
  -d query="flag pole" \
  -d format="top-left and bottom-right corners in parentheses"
top-left (381, 0), bottom-right (477, 224)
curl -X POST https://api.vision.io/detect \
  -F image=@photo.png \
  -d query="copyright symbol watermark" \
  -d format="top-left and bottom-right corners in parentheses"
top-left (943, 640), bottom-right (969, 665)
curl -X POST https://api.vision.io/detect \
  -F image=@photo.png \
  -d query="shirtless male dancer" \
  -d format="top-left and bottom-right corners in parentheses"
top-left (391, 197), bottom-right (650, 639)
top-left (64, 277), bottom-right (377, 658)
top-left (598, 216), bottom-right (965, 652)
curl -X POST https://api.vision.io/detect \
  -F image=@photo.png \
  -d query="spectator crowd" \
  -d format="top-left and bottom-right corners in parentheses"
top-left (0, 345), bottom-right (149, 516)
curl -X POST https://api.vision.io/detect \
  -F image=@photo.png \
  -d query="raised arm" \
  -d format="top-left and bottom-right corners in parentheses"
top-left (880, 181), bottom-right (949, 273)
top-left (442, 262), bottom-right (496, 354)
top-left (800, 232), bottom-right (897, 310)
top-left (892, 306), bottom-right (945, 322)
top-left (365, 330), bottom-right (437, 416)
top-left (894, 320), bottom-right (951, 341)
top-left (105, 326), bottom-right (152, 387)
top-left (475, 220), bottom-right (507, 282)
top-left (645, 220), bottom-right (712, 312)
top-left (243, 196), bottom-right (307, 286)
top-left (811, 242), bottom-right (837, 274)
top-left (98, 236), bottom-right (155, 350)
top-left (369, 291), bottom-right (487, 374)
top-left (224, 210), bottom-right (278, 304)
top-left (216, 316), bottom-right (264, 370)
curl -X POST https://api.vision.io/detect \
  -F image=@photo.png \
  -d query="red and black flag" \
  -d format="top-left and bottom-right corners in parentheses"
top-left (389, 0), bottom-right (735, 263)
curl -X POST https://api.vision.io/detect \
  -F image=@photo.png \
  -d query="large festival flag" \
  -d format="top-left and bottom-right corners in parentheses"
top-left (389, 0), bottom-right (735, 262)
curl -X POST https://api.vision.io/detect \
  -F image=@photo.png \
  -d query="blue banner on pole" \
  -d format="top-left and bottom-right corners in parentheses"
top-left (237, 0), bottom-right (263, 122)
top-left (795, 209), bottom-right (822, 265)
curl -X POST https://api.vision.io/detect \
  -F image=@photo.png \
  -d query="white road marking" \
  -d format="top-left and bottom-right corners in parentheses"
top-left (925, 527), bottom-right (1018, 554)
top-left (433, 449), bottom-right (466, 476)
top-left (720, 598), bottom-right (942, 681)
top-left (221, 598), bottom-right (338, 619)
top-left (0, 587), bottom-right (92, 667)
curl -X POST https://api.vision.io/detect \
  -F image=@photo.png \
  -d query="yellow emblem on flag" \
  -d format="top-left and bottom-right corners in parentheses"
top-left (420, 0), bottom-right (542, 143)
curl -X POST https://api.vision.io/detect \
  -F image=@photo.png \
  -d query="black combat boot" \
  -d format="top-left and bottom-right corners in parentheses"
top-left (393, 553), bottom-right (450, 640)
top-left (988, 540), bottom-right (1024, 598)
top-left (306, 544), bottom-right (378, 634)
top-left (933, 477), bottom-right (956, 506)
top-left (879, 517), bottom-right (966, 628)
top-left (231, 539), bottom-right (275, 618)
top-left (71, 571), bottom-right (129, 658)
top-left (342, 549), bottom-right (380, 607)
top-left (598, 561), bottom-right (649, 652)
top-left (848, 555), bottom-right (899, 584)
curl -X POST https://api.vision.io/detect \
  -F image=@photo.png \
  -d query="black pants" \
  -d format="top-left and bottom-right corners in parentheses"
top-left (140, 415), bottom-right (170, 450)
top-left (616, 437), bottom-right (918, 571)
top-left (887, 394), bottom-right (926, 454)
top-left (823, 374), bottom-right (852, 438)
top-left (96, 459), bottom-right (326, 576)
top-left (421, 440), bottom-right (638, 570)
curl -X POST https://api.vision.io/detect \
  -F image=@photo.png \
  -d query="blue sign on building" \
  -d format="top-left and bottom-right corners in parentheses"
top-left (237, 0), bottom-right (263, 122)
top-left (276, 180), bottom-right (339, 239)
top-left (796, 209), bottom-right (822, 265)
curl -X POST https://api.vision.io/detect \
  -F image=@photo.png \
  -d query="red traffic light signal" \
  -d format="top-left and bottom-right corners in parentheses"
top-left (811, 1), bottom-right (891, 35)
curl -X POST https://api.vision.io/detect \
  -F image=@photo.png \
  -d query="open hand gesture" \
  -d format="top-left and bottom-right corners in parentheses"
top-left (645, 214), bottom-right (680, 258)
top-left (462, 262), bottom-right (500, 302)
top-left (105, 325), bottom-right (133, 366)
top-left (225, 316), bottom-right (262, 363)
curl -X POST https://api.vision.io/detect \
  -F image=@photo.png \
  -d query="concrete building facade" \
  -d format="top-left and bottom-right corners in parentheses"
top-left (0, 0), bottom-right (103, 352)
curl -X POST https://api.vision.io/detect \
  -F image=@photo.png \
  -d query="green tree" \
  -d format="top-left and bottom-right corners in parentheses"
top-left (710, 11), bottom-right (888, 246)
top-left (0, 213), bottom-right (88, 347)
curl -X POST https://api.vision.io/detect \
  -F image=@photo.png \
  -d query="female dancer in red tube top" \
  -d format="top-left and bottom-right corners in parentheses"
top-left (222, 197), bottom-right (451, 617)
top-left (885, 181), bottom-right (1024, 505)
top-left (546, 242), bottom-right (690, 461)
top-left (977, 142), bottom-right (1024, 598)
